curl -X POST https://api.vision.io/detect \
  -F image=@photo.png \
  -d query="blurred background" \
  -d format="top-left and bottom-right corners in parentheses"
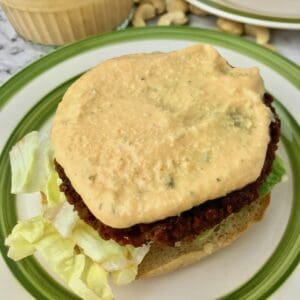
top-left (0, 0), bottom-right (299, 84)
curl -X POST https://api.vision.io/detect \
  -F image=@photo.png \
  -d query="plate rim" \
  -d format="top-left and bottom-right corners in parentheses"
top-left (0, 27), bottom-right (299, 300)
top-left (187, 0), bottom-right (300, 29)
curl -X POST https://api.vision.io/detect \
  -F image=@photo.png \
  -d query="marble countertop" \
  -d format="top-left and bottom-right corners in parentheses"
top-left (0, 9), bottom-right (299, 84)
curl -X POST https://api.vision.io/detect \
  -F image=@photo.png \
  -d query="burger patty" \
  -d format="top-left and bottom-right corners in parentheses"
top-left (55, 93), bottom-right (280, 247)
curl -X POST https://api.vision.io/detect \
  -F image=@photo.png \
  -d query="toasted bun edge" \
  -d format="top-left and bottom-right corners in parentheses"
top-left (138, 194), bottom-right (270, 278)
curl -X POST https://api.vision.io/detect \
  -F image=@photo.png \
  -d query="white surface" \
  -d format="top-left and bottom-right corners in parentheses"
top-left (0, 9), bottom-right (300, 85)
top-left (0, 37), bottom-right (299, 299)
top-left (188, 0), bottom-right (300, 29)
top-left (215, 0), bottom-right (300, 17)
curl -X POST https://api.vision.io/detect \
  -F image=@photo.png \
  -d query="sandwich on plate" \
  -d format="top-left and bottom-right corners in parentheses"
top-left (6, 45), bottom-right (286, 299)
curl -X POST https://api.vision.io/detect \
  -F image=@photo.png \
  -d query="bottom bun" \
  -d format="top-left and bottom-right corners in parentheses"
top-left (138, 194), bottom-right (270, 278)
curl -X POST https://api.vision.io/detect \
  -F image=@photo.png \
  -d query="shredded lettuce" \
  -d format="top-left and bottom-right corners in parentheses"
top-left (5, 217), bottom-right (114, 300)
top-left (5, 216), bottom-right (45, 260)
top-left (10, 131), bottom-right (42, 193)
top-left (5, 214), bottom-right (149, 299)
top-left (51, 201), bottom-right (79, 238)
top-left (111, 267), bottom-right (138, 285)
top-left (127, 244), bottom-right (151, 265)
top-left (68, 255), bottom-right (113, 300)
top-left (259, 156), bottom-right (287, 197)
top-left (72, 221), bottom-right (126, 263)
top-left (9, 131), bottom-right (64, 207)
top-left (10, 131), bottom-right (54, 193)
top-left (71, 220), bottom-right (150, 275)
top-left (8, 131), bottom-right (151, 299)
top-left (9, 131), bottom-right (65, 207)
top-left (45, 170), bottom-right (65, 208)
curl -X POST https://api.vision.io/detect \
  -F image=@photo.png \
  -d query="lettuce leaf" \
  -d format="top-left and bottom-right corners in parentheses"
top-left (72, 221), bottom-right (126, 263)
top-left (72, 220), bottom-right (150, 276)
top-left (45, 170), bottom-right (65, 208)
top-left (52, 202), bottom-right (79, 238)
top-left (5, 214), bottom-right (148, 298)
top-left (111, 267), bottom-right (138, 285)
top-left (5, 216), bottom-right (114, 300)
top-left (68, 255), bottom-right (113, 300)
top-left (10, 131), bottom-right (42, 193)
top-left (5, 206), bottom-right (149, 298)
top-left (5, 216), bottom-right (45, 260)
top-left (10, 131), bottom-right (64, 207)
top-left (259, 156), bottom-right (287, 197)
top-left (10, 131), bottom-right (54, 193)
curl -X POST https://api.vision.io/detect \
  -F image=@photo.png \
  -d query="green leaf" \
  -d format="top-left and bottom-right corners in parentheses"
top-left (259, 156), bottom-right (287, 197)
top-left (5, 216), bottom-right (114, 300)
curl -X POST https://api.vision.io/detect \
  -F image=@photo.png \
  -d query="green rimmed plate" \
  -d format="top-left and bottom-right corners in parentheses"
top-left (187, 0), bottom-right (300, 29)
top-left (0, 27), bottom-right (299, 300)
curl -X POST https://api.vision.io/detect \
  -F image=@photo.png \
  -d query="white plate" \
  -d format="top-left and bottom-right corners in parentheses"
top-left (187, 0), bottom-right (300, 29)
top-left (0, 27), bottom-right (299, 300)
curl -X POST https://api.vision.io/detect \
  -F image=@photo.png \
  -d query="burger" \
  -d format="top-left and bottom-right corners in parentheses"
top-left (6, 45), bottom-right (286, 299)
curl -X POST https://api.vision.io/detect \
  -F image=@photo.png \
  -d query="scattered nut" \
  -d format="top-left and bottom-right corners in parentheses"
top-left (166, 0), bottom-right (189, 13)
top-left (158, 11), bottom-right (188, 26)
top-left (132, 3), bottom-right (156, 27)
top-left (141, 0), bottom-right (166, 14)
top-left (217, 18), bottom-right (244, 35)
top-left (189, 4), bottom-right (208, 16)
top-left (134, 0), bottom-right (273, 53)
top-left (245, 24), bottom-right (270, 45)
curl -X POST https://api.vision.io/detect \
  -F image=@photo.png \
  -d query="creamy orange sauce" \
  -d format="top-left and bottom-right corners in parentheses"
top-left (52, 45), bottom-right (272, 228)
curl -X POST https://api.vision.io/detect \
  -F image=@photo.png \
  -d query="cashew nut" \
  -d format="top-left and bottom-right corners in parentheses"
top-left (216, 18), bottom-right (244, 35)
top-left (141, 0), bottom-right (166, 14)
top-left (132, 3), bottom-right (156, 27)
top-left (157, 11), bottom-right (188, 26)
top-left (245, 24), bottom-right (270, 45)
top-left (189, 4), bottom-right (208, 16)
top-left (166, 0), bottom-right (189, 13)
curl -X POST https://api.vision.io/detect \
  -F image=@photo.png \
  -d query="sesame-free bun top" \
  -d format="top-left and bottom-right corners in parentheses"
top-left (52, 45), bottom-right (272, 228)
